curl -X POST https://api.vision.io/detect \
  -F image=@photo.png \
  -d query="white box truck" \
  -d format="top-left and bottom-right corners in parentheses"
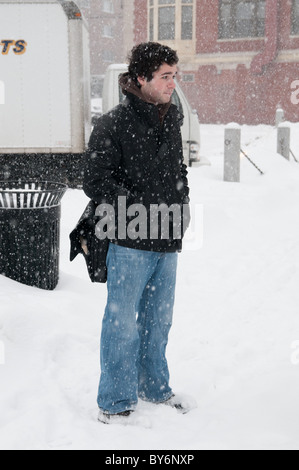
top-left (0, 0), bottom-right (91, 185)
top-left (102, 64), bottom-right (208, 167)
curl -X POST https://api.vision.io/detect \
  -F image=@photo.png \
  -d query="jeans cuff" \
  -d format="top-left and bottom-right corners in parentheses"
top-left (138, 391), bottom-right (173, 404)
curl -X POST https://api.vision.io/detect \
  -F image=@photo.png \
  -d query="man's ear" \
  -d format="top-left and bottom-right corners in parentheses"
top-left (137, 76), bottom-right (146, 87)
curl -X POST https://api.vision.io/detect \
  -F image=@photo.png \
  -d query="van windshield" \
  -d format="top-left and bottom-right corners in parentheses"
top-left (119, 82), bottom-right (127, 104)
top-left (171, 89), bottom-right (183, 115)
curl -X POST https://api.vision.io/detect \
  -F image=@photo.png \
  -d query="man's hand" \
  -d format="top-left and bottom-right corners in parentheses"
top-left (80, 237), bottom-right (89, 256)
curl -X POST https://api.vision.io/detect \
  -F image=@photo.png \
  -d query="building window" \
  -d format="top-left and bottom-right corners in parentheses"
top-left (158, 0), bottom-right (175, 41)
top-left (292, 0), bottom-right (299, 35)
top-left (102, 0), bottom-right (114, 14)
top-left (182, 73), bottom-right (195, 83)
top-left (149, 8), bottom-right (154, 41)
top-left (103, 25), bottom-right (113, 38)
top-left (149, 0), bottom-right (194, 42)
top-left (102, 49), bottom-right (114, 63)
top-left (182, 1), bottom-right (193, 40)
top-left (219, 0), bottom-right (266, 39)
top-left (77, 0), bottom-right (90, 8)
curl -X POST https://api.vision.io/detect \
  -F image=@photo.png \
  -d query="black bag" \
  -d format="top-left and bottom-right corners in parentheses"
top-left (69, 200), bottom-right (109, 283)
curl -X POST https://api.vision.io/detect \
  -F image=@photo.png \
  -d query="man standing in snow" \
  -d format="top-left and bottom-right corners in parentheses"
top-left (84, 42), bottom-right (190, 423)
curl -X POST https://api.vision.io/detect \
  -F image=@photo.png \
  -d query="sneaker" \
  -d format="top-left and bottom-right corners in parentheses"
top-left (162, 394), bottom-right (197, 414)
top-left (98, 410), bottom-right (134, 425)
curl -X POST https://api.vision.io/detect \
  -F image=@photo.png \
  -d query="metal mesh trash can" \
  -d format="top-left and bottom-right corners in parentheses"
top-left (0, 181), bottom-right (67, 290)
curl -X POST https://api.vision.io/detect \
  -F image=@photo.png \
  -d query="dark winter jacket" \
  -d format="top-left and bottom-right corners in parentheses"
top-left (83, 77), bottom-right (190, 253)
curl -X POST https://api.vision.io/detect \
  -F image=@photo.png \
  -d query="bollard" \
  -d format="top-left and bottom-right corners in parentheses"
top-left (224, 124), bottom-right (241, 182)
top-left (275, 107), bottom-right (285, 127)
top-left (277, 124), bottom-right (290, 160)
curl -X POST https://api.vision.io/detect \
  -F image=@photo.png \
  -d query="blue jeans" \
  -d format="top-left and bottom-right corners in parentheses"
top-left (97, 243), bottom-right (178, 414)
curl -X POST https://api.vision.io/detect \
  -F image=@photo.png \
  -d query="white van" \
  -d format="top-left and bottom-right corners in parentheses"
top-left (102, 64), bottom-right (206, 167)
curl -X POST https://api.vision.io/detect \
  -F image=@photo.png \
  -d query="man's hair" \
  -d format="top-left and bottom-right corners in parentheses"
top-left (128, 42), bottom-right (179, 86)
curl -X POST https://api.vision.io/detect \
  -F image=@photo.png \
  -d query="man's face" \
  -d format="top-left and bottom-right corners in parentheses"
top-left (138, 63), bottom-right (178, 105)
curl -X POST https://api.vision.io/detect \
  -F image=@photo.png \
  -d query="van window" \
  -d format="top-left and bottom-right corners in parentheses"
top-left (171, 89), bottom-right (184, 115)
top-left (119, 82), bottom-right (127, 104)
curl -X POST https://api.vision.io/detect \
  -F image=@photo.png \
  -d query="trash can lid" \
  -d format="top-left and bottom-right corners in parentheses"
top-left (0, 181), bottom-right (67, 209)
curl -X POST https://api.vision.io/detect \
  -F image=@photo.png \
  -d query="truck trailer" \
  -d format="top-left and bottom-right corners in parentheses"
top-left (0, 0), bottom-right (91, 186)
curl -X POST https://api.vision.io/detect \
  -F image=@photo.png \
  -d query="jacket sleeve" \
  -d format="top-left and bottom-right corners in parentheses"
top-left (180, 156), bottom-right (191, 236)
top-left (180, 159), bottom-right (190, 203)
top-left (83, 113), bottom-right (132, 206)
top-left (177, 126), bottom-right (190, 204)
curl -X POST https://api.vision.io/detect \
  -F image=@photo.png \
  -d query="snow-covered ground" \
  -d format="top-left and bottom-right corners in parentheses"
top-left (1, 123), bottom-right (299, 450)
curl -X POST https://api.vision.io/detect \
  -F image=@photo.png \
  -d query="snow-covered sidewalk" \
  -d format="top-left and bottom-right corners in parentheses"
top-left (1, 124), bottom-right (299, 450)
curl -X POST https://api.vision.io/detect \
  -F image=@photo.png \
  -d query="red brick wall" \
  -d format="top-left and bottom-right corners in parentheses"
top-left (180, 61), bottom-right (299, 125)
top-left (183, 0), bottom-right (299, 124)
top-left (134, 0), bottom-right (148, 44)
top-left (133, 0), bottom-right (299, 124)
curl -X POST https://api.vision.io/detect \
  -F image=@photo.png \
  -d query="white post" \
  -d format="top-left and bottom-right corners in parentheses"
top-left (277, 124), bottom-right (290, 160)
top-left (275, 107), bottom-right (284, 127)
top-left (224, 124), bottom-right (241, 183)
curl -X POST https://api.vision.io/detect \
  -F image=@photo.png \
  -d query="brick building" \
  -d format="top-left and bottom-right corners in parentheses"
top-left (134, 0), bottom-right (299, 124)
